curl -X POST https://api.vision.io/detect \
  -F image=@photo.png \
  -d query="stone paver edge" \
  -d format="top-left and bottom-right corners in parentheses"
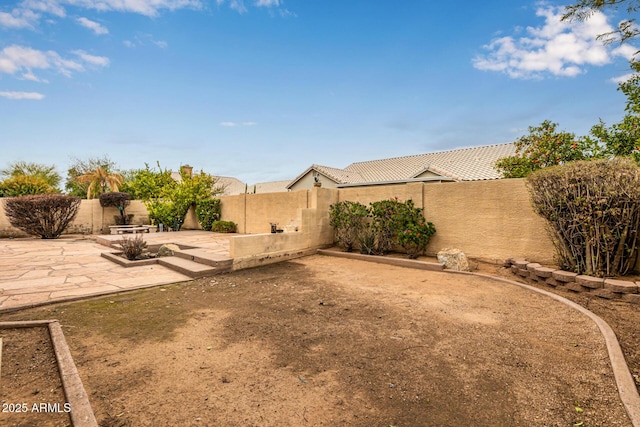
top-left (0, 320), bottom-right (98, 427)
top-left (317, 251), bottom-right (640, 427)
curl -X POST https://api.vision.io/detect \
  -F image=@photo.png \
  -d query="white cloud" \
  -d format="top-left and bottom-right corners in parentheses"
top-left (20, 0), bottom-right (65, 17)
top-left (0, 7), bottom-right (39, 29)
top-left (0, 91), bottom-right (45, 100)
top-left (610, 73), bottom-right (635, 84)
top-left (473, 5), bottom-right (637, 79)
top-left (76, 16), bottom-right (108, 34)
top-left (122, 34), bottom-right (168, 49)
top-left (0, 45), bottom-right (108, 80)
top-left (242, 121), bottom-right (257, 126)
top-left (63, 0), bottom-right (203, 17)
top-left (255, 0), bottom-right (279, 6)
top-left (73, 49), bottom-right (110, 66)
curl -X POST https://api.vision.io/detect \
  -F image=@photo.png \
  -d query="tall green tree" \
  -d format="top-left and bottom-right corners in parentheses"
top-left (1, 161), bottom-right (61, 188)
top-left (65, 155), bottom-right (120, 198)
top-left (495, 121), bottom-right (602, 178)
top-left (76, 167), bottom-right (124, 199)
top-left (563, 0), bottom-right (640, 45)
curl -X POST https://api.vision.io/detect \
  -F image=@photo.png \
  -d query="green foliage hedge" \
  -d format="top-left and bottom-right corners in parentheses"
top-left (211, 220), bottom-right (237, 233)
top-left (329, 198), bottom-right (435, 259)
top-left (196, 199), bottom-right (221, 231)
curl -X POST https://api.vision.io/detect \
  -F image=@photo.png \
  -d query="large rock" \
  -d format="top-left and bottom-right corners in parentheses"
top-left (157, 244), bottom-right (180, 257)
top-left (437, 248), bottom-right (470, 272)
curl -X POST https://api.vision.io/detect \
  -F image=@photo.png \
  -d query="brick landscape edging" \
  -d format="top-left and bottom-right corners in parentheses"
top-left (504, 258), bottom-right (640, 305)
top-left (0, 320), bottom-right (98, 427)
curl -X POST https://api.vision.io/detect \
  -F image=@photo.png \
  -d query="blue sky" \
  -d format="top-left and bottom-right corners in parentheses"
top-left (0, 0), bottom-right (637, 185)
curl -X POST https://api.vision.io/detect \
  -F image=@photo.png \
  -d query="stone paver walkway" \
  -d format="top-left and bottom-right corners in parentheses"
top-left (0, 231), bottom-right (232, 311)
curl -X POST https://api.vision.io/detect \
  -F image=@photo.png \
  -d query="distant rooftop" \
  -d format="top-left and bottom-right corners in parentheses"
top-left (287, 143), bottom-right (516, 189)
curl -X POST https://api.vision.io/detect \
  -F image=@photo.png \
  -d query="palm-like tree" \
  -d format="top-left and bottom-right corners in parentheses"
top-left (76, 167), bottom-right (124, 199)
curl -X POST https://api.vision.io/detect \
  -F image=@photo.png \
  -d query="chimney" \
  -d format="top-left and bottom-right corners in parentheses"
top-left (181, 164), bottom-right (193, 178)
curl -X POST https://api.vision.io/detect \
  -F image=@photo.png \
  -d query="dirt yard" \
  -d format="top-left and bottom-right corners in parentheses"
top-left (0, 254), bottom-right (637, 426)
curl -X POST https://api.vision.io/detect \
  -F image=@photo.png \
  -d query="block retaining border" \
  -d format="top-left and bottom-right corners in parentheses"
top-left (0, 320), bottom-right (98, 426)
top-left (504, 258), bottom-right (640, 304)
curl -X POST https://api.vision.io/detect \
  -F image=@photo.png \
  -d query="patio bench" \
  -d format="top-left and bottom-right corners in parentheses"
top-left (109, 225), bottom-right (154, 235)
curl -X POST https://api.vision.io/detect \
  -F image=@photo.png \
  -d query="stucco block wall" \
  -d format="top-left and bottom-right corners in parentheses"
top-left (219, 191), bottom-right (310, 234)
top-left (421, 179), bottom-right (554, 264)
top-left (334, 179), bottom-right (554, 265)
top-left (337, 182), bottom-right (423, 206)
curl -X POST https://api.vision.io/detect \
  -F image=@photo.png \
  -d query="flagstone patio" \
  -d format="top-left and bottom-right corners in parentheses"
top-left (0, 231), bottom-right (233, 311)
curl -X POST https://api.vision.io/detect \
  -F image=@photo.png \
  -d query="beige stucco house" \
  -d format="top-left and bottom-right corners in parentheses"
top-left (286, 143), bottom-right (516, 192)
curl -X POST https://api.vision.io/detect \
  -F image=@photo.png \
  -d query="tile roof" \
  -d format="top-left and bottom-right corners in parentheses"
top-left (253, 180), bottom-right (290, 193)
top-left (345, 143), bottom-right (516, 182)
top-left (286, 143), bottom-right (516, 188)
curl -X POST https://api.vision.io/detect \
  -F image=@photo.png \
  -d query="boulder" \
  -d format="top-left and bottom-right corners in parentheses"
top-left (157, 243), bottom-right (180, 257)
top-left (436, 248), bottom-right (470, 272)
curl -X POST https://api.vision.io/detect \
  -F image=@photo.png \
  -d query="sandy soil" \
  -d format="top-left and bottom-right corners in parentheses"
top-left (0, 254), bottom-right (635, 426)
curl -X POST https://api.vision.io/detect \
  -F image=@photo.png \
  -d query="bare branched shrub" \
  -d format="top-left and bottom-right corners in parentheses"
top-left (3, 194), bottom-right (81, 239)
top-left (119, 234), bottom-right (147, 260)
top-left (527, 158), bottom-right (640, 277)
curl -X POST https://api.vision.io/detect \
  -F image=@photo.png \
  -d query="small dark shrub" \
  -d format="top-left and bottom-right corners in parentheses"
top-left (195, 199), bottom-right (221, 231)
top-left (211, 220), bottom-right (237, 233)
top-left (329, 201), bottom-right (369, 252)
top-left (4, 194), bottom-right (80, 239)
top-left (99, 192), bottom-right (132, 225)
top-left (358, 225), bottom-right (377, 255)
top-left (119, 234), bottom-right (147, 260)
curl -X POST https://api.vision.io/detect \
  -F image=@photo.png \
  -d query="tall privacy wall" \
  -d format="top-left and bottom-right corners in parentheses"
top-left (0, 180), bottom-right (555, 265)
top-left (335, 179), bottom-right (555, 264)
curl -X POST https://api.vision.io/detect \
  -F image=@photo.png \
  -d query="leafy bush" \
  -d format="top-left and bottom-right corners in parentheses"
top-left (527, 158), bottom-right (640, 276)
top-left (330, 198), bottom-right (436, 257)
top-left (99, 192), bottom-right (132, 225)
top-left (146, 199), bottom-right (189, 231)
top-left (0, 175), bottom-right (58, 197)
top-left (495, 120), bottom-right (601, 178)
top-left (329, 201), bottom-right (369, 251)
top-left (369, 198), bottom-right (429, 255)
top-left (211, 220), bottom-right (237, 233)
top-left (119, 234), bottom-right (147, 260)
top-left (124, 163), bottom-right (222, 231)
top-left (195, 199), bottom-right (221, 231)
top-left (398, 221), bottom-right (437, 259)
top-left (3, 194), bottom-right (80, 239)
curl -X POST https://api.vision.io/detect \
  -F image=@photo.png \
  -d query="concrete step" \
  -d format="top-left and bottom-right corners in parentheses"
top-left (158, 257), bottom-right (228, 278)
top-left (175, 249), bottom-right (233, 269)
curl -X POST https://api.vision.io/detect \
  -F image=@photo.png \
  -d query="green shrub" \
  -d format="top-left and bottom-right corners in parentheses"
top-left (369, 198), bottom-right (430, 255)
top-left (195, 199), bottom-right (221, 231)
top-left (397, 221), bottom-right (436, 259)
top-left (0, 175), bottom-right (58, 197)
top-left (119, 234), bottom-right (147, 260)
top-left (3, 194), bottom-right (80, 239)
top-left (146, 199), bottom-right (189, 231)
top-left (329, 201), bottom-right (369, 252)
top-left (527, 158), bottom-right (640, 276)
top-left (211, 220), bottom-right (237, 233)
